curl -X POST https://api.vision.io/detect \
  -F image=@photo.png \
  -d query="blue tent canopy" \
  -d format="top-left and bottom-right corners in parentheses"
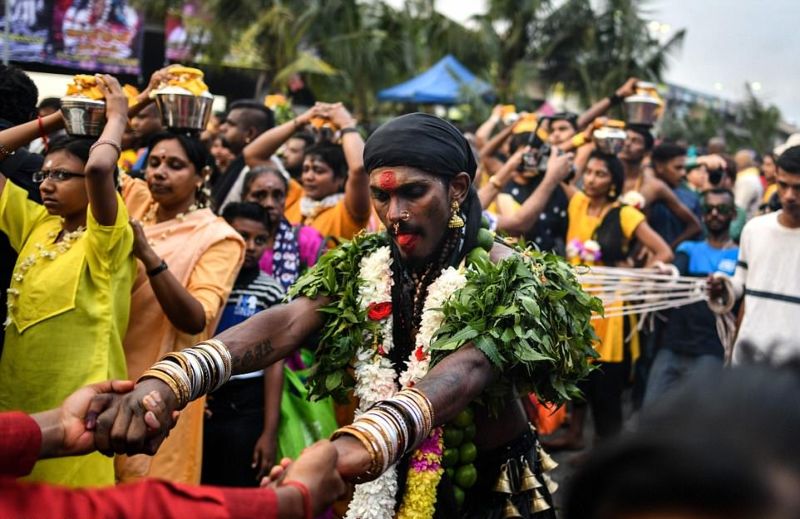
top-left (377, 55), bottom-right (493, 105)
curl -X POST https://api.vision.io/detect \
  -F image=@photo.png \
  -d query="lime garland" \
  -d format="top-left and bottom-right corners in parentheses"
top-left (289, 230), bottom-right (600, 411)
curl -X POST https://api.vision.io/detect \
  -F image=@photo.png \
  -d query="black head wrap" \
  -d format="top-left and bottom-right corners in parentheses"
top-left (364, 113), bottom-right (477, 180)
top-left (363, 113), bottom-right (482, 265)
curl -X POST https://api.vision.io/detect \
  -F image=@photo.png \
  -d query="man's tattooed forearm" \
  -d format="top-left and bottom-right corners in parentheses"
top-left (232, 339), bottom-right (275, 373)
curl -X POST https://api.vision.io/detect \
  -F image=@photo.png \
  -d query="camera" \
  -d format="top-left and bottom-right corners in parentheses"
top-left (708, 168), bottom-right (724, 186)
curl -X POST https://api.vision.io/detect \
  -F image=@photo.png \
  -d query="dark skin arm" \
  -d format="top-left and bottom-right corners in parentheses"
top-left (477, 146), bottom-right (527, 209)
top-left (474, 105), bottom-right (503, 149)
top-left (322, 103), bottom-right (371, 222)
top-left (479, 123), bottom-right (516, 176)
top-left (243, 104), bottom-right (322, 167)
top-left (576, 77), bottom-right (638, 129)
top-left (93, 296), bottom-right (327, 455)
top-left (128, 220), bottom-right (208, 334)
top-left (494, 149), bottom-right (574, 235)
top-left (252, 360), bottom-right (284, 479)
top-left (0, 112), bottom-right (64, 193)
top-left (331, 344), bottom-right (496, 479)
top-left (654, 178), bottom-right (703, 248)
top-left (83, 75), bottom-right (128, 226)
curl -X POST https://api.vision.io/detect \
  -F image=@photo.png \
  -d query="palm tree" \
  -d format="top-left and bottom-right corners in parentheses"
top-left (565, 0), bottom-right (685, 105)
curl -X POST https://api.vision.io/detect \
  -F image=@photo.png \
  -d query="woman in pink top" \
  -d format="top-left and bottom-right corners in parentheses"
top-left (241, 165), bottom-right (325, 291)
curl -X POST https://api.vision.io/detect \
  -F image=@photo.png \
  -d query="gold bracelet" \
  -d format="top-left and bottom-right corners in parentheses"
top-left (153, 362), bottom-right (191, 406)
top-left (332, 426), bottom-right (383, 481)
top-left (489, 176), bottom-right (504, 189)
top-left (138, 369), bottom-right (183, 406)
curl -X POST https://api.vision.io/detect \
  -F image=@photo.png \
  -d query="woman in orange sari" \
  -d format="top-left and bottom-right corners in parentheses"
top-left (118, 132), bottom-right (244, 483)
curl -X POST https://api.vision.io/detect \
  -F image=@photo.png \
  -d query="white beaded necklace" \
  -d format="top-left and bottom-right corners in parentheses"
top-left (5, 225), bottom-right (87, 328)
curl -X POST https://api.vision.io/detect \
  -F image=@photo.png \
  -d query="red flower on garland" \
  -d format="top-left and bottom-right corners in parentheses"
top-left (415, 346), bottom-right (426, 361)
top-left (367, 302), bottom-right (392, 321)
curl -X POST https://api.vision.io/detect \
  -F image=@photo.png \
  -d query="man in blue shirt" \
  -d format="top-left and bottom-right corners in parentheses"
top-left (644, 188), bottom-right (739, 406)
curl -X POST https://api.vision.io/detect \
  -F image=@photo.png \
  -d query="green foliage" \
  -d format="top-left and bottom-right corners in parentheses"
top-left (430, 248), bottom-right (600, 410)
top-left (661, 84), bottom-right (782, 153)
top-left (141, 0), bottom-right (687, 124)
top-left (288, 232), bottom-right (388, 403)
top-left (290, 232), bottom-right (600, 412)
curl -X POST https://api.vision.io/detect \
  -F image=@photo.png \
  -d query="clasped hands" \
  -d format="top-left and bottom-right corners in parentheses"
top-left (45, 379), bottom-right (367, 514)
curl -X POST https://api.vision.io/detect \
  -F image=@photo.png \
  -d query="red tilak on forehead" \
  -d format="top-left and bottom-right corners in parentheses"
top-left (379, 170), bottom-right (397, 191)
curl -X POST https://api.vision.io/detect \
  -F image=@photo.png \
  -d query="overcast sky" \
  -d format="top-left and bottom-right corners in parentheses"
top-left (424, 0), bottom-right (800, 125)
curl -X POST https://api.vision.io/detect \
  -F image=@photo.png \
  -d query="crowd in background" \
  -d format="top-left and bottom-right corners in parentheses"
top-left (1, 59), bottom-right (800, 518)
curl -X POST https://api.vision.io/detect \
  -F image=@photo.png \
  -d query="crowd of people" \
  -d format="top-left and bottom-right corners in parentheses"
top-left (0, 60), bottom-right (799, 519)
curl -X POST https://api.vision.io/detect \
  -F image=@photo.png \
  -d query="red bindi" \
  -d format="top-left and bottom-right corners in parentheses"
top-left (379, 170), bottom-right (397, 191)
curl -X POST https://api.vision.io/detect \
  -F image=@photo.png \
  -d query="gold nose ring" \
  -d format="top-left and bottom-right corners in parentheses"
top-left (400, 211), bottom-right (410, 221)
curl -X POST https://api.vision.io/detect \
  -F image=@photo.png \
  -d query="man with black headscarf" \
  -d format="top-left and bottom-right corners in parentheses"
top-left (91, 113), bottom-right (598, 519)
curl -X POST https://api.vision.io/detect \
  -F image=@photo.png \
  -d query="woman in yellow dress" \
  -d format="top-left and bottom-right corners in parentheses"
top-left (0, 75), bottom-right (136, 486)
top-left (117, 131), bottom-right (244, 484)
top-left (544, 151), bottom-right (672, 450)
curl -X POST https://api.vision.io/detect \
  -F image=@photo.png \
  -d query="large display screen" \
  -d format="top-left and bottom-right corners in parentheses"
top-left (0, 0), bottom-right (144, 74)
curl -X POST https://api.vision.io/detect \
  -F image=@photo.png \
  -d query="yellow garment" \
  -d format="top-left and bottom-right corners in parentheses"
top-left (285, 192), bottom-right (368, 241)
top-left (763, 183), bottom-right (777, 205)
top-left (0, 182), bottom-right (135, 487)
top-left (118, 182), bottom-right (244, 484)
top-left (567, 192), bottom-right (644, 362)
top-left (118, 149), bottom-right (139, 174)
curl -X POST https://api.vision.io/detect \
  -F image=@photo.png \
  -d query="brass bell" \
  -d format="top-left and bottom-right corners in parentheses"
top-left (538, 446), bottom-right (559, 472)
top-left (519, 459), bottom-right (543, 491)
top-left (503, 498), bottom-right (523, 518)
top-left (542, 472), bottom-right (559, 495)
top-left (493, 463), bottom-right (513, 494)
top-left (530, 489), bottom-right (552, 513)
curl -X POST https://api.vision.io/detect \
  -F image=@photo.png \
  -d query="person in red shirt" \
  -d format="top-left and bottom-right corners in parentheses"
top-left (0, 380), bottom-right (346, 519)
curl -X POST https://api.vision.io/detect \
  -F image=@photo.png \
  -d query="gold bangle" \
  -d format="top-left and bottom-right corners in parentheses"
top-left (489, 176), bottom-right (504, 189)
top-left (138, 369), bottom-right (182, 405)
top-left (153, 362), bottom-right (191, 406)
top-left (332, 426), bottom-right (382, 480)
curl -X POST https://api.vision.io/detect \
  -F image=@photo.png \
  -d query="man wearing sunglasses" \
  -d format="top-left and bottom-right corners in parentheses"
top-left (709, 145), bottom-right (800, 365)
top-left (644, 188), bottom-right (739, 405)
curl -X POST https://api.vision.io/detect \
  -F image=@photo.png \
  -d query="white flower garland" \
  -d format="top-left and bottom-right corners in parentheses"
top-left (346, 246), bottom-right (467, 519)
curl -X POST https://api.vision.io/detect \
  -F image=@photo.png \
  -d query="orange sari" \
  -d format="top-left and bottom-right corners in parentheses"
top-left (117, 185), bottom-right (244, 484)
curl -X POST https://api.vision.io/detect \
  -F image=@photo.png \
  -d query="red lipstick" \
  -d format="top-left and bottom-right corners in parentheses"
top-left (396, 233), bottom-right (418, 252)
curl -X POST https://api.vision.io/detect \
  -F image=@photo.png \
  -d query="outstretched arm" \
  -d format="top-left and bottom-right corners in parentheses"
top-left (325, 104), bottom-right (370, 222)
top-left (657, 179), bottom-right (702, 248)
top-left (92, 296), bottom-right (328, 456)
top-left (332, 344), bottom-right (496, 479)
top-left (576, 77), bottom-right (638, 130)
top-left (243, 105), bottom-right (321, 167)
top-left (0, 112), bottom-right (64, 194)
top-left (494, 149), bottom-right (574, 235)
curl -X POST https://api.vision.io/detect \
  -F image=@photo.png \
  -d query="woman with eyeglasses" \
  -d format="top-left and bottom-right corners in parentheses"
top-left (0, 75), bottom-right (137, 487)
top-left (116, 130), bottom-right (245, 485)
top-left (241, 165), bottom-right (325, 290)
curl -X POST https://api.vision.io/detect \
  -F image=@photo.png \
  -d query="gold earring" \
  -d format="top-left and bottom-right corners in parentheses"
top-left (609, 186), bottom-right (618, 198)
top-left (448, 200), bottom-right (465, 229)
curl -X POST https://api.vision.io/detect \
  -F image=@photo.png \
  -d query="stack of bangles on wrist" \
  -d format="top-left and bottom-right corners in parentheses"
top-left (137, 339), bottom-right (232, 408)
top-left (331, 388), bottom-right (434, 483)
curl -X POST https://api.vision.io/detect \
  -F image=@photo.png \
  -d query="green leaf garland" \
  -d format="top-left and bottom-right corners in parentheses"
top-left (289, 232), bottom-right (601, 411)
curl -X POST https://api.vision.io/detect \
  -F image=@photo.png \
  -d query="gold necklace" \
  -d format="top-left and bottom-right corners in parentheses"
top-left (5, 225), bottom-right (87, 327)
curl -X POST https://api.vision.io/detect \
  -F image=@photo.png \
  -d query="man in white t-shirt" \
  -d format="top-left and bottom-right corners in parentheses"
top-left (711, 146), bottom-right (800, 364)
